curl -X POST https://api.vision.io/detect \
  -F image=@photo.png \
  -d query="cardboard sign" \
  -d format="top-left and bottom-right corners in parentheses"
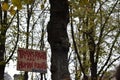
top-left (17, 48), bottom-right (47, 73)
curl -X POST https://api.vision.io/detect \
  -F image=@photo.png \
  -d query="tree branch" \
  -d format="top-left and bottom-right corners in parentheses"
top-left (98, 30), bottom-right (120, 76)
top-left (70, 7), bottom-right (88, 80)
top-left (6, 10), bottom-right (19, 63)
top-left (96, 0), bottom-right (119, 64)
top-left (99, 56), bottom-right (120, 80)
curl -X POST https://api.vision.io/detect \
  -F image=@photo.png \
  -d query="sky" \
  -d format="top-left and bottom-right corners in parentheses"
top-left (5, 60), bottom-right (20, 79)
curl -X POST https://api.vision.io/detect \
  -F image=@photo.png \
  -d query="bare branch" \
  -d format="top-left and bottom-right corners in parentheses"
top-left (6, 10), bottom-right (19, 63)
top-left (99, 56), bottom-right (120, 80)
top-left (98, 30), bottom-right (120, 76)
top-left (96, 0), bottom-right (119, 64)
top-left (70, 7), bottom-right (88, 80)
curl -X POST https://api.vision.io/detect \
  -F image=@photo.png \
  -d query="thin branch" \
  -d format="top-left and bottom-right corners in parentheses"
top-left (6, 10), bottom-right (19, 63)
top-left (30, 6), bottom-right (48, 33)
top-left (96, 0), bottom-right (119, 64)
top-left (102, 27), bottom-right (117, 39)
top-left (99, 56), bottom-right (120, 80)
top-left (7, 12), bottom-right (17, 28)
top-left (96, 0), bottom-right (109, 13)
top-left (68, 50), bottom-right (73, 63)
top-left (98, 30), bottom-right (120, 76)
top-left (70, 7), bottom-right (88, 80)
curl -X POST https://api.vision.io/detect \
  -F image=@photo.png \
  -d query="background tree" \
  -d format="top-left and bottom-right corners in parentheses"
top-left (0, 0), bottom-right (49, 80)
top-left (0, 0), bottom-right (16, 79)
top-left (69, 0), bottom-right (120, 80)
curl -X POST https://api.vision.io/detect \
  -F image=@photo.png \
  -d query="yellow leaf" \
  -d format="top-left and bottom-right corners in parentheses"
top-left (11, 0), bottom-right (22, 10)
top-left (84, 0), bottom-right (89, 4)
top-left (11, 0), bottom-right (17, 6)
top-left (9, 6), bottom-right (16, 15)
top-left (79, 0), bottom-right (89, 6)
top-left (41, 4), bottom-right (44, 10)
top-left (17, 4), bottom-right (22, 10)
top-left (23, 0), bottom-right (34, 4)
top-left (28, 0), bottom-right (34, 4)
top-left (44, 0), bottom-right (46, 3)
top-left (2, 2), bottom-right (9, 11)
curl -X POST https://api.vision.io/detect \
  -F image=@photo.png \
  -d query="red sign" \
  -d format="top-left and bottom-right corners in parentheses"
top-left (17, 48), bottom-right (47, 73)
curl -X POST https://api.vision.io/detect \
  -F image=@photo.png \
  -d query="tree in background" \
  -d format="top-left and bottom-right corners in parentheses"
top-left (0, 0), bottom-right (16, 79)
top-left (0, 0), bottom-right (48, 80)
top-left (69, 0), bottom-right (120, 80)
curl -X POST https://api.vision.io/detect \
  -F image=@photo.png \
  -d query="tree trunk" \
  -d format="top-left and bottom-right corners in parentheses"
top-left (47, 0), bottom-right (71, 80)
top-left (115, 64), bottom-right (120, 80)
top-left (0, 34), bottom-right (6, 80)
top-left (0, 0), bottom-right (8, 79)
top-left (0, 16), bottom-right (7, 80)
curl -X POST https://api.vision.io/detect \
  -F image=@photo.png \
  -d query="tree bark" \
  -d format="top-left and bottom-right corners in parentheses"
top-left (115, 64), bottom-right (120, 80)
top-left (0, 18), bottom-right (7, 80)
top-left (47, 0), bottom-right (71, 80)
top-left (0, 33), bottom-right (6, 80)
top-left (0, 0), bottom-right (8, 79)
